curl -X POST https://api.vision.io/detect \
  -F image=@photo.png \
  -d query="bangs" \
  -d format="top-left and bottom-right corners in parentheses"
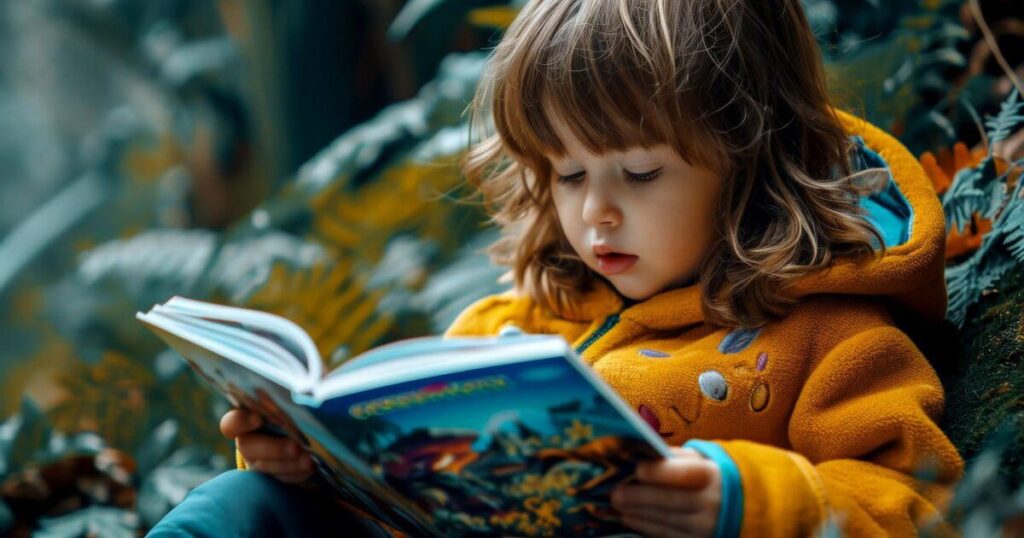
top-left (488, 0), bottom-right (724, 171)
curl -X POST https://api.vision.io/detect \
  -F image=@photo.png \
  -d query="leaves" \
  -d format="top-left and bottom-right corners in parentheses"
top-left (34, 506), bottom-right (139, 538)
top-left (1004, 196), bottom-right (1024, 264)
top-left (943, 163), bottom-right (990, 232)
top-left (987, 89), bottom-right (1024, 145)
top-left (920, 141), bottom-right (987, 195)
top-left (940, 419), bottom-right (1024, 535)
top-left (941, 86), bottom-right (1024, 326)
top-left (1, 0), bottom-right (1021, 533)
top-left (136, 447), bottom-right (226, 528)
top-left (946, 212), bottom-right (993, 260)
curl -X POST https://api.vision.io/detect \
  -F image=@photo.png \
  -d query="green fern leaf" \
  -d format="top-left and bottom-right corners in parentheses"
top-left (946, 253), bottom-right (1017, 327)
top-left (942, 166), bottom-right (988, 231)
top-left (985, 88), bottom-right (1023, 145)
top-left (945, 262), bottom-right (976, 327)
top-left (999, 176), bottom-right (1024, 264)
top-left (945, 154), bottom-right (1024, 326)
top-left (1003, 202), bottom-right (1024, 263)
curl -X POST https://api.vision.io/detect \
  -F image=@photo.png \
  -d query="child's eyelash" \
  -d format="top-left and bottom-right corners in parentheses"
top-left (556, 171), bottom-right (586, 184)
top-left (625, 168), bottom-right (662, 183)
top-left (555, 168), bottom-right (663, 185)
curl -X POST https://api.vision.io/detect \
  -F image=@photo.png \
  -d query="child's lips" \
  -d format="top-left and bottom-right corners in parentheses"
top-left (596, 253), bottom-right (638, 275)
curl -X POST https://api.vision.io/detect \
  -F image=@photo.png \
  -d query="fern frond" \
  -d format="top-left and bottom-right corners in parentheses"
top-left (997, 165), bottom-right (1024, 263)
top-left (943, 165), bottom-right (989, 231)
top-left (1003, 199), bottom-right (1024, 264)
top-left (946, 252), bottom-right (1017, 327)
top-left (985, 88), bottom-right (1024, 145)
top-left (945, 262), bottom-right (977, 327)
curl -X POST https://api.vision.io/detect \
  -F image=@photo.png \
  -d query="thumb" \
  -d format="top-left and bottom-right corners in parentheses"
top-left (220, 408), bottom-right (262, 438)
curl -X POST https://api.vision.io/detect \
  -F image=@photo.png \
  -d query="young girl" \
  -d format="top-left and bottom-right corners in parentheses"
top-left (153, 0), bottom-right (964, 536)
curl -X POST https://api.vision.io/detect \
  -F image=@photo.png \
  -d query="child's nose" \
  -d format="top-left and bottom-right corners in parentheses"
top-left (581, 186), bottom-right (622, 228)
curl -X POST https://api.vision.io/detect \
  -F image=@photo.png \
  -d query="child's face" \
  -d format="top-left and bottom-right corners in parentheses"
top-left (547, 139), bottom-right (725, 301)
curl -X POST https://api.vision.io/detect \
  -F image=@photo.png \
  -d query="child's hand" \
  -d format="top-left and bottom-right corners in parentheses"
top-left (220, 408), bottom-right (315, 484)
top-left (612, 447), bottom-right (721, 538)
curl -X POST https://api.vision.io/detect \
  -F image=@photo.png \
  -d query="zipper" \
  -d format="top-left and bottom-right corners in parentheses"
top-left (574, 313), bottom-right (621, 356)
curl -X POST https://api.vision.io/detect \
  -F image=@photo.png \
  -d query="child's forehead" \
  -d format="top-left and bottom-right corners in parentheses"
top-left (540, 106), bottom-right (673, 161)
top-left (543, 142), bottom-right (675, 164)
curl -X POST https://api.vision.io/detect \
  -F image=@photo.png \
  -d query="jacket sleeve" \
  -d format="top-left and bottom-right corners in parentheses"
top-left (714, 325), bottom-right (964, 537)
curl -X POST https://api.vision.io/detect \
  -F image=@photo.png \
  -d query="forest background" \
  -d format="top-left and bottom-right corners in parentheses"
top-left (0, 0), bottom-right (1021, 535)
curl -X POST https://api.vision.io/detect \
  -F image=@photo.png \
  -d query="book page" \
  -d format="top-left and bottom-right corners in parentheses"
top-left (139, 318), bottom-right (439, 535)
top-left (159, 296), bottom-right (323, 382)
top-left (139, 312), bottom-right (308, 389)
top-left (153, 311), bottom-right (308, 380)
top-left (305, 351), bottom-right (671, 536)
top-left (330, 335), bottom-right (514, 375)
top-left (315, 335), bottom-right (566, 399)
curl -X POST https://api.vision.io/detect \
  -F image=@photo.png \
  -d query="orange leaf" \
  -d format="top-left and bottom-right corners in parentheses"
top-left (946, 212), bottom-right (993, 260)
top-left (920, 151), bottom-right (952, 194)
top-left (920, 142), bottom-right (987, 195)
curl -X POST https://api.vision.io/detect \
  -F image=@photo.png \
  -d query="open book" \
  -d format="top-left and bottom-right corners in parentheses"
top-left (137, 296), bottom-right (671, 537)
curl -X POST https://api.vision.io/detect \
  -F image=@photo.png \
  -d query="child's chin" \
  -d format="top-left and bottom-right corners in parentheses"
top-left (607, 279), bottom-right (658, 302)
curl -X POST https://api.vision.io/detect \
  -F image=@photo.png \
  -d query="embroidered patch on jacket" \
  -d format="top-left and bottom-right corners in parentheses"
top-left (498, 324), bottom-right (525, 337)
top-left (698, 370), bottom-right (728, 401)
top-left (750, 382), bottom-right (770, 412)
top-left (638, 404), bottom-right (661, 432)
top-left (718, 328), bottom-right (762, 354)
top-left (638, 349), bottom-right (670, 358)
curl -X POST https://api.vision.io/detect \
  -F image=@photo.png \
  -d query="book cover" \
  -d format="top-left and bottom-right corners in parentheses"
top-left (138, 299), bottom-right (670, 536)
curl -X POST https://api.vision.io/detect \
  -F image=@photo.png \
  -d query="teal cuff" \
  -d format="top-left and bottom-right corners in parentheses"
top-left (684, 439), bottom-right (743, 538)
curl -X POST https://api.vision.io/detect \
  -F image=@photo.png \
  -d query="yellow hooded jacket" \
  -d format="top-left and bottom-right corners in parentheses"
top-left (442, 110), bottom-right (964, 537)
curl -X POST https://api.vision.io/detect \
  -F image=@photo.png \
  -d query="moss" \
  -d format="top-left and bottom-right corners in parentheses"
top-left (937, 267), bottom-right (1024, 489)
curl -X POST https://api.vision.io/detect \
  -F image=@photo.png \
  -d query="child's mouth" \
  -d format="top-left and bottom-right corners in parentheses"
top-left (596, 253), bottom-right (638, 275)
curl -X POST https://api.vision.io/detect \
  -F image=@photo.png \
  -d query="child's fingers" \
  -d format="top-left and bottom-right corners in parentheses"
top-left (619, 509), bottom-right (687, 538)
top-left (635, 456), bottom-right (714, 489)
top-left (219, 408), bottom-right (262, 438)
top-left (247, 454), bottom-right (314, 477)
top-left (272, 470), bottom-right (317, 485)
top-left (612, 484), bottom-right (704, 513)
top-left (237, 433), bottom-right (303, 462)
top-left (620, 506), bottom-right (713, 537)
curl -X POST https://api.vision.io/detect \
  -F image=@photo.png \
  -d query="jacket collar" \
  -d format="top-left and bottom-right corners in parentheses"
top-left (567, 279), bottom-right (705, 331)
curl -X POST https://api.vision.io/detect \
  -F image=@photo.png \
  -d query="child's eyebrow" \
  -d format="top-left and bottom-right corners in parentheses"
top-left (550, 162), bottom-right (584, 174)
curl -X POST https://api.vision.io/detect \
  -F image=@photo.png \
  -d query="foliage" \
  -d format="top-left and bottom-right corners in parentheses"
top-left (0, 0), bottom-right (1022, 535)
top-left (942, 88), bottom-right (1024, 326)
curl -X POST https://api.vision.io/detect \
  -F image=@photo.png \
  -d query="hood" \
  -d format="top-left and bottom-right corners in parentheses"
top-left (564, 109), bottom-right (947, 330)
top-left (786, 109), bottom-right (947, 324)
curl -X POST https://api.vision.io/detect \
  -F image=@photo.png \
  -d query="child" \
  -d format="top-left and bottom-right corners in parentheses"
top-left (152, 0), bottom-right (964, 536)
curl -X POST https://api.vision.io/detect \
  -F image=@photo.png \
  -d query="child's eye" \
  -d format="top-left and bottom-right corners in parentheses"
top-left (624, 168), bottom-right (662, 183)
top-left (556, 171), bottom-right (586, 184)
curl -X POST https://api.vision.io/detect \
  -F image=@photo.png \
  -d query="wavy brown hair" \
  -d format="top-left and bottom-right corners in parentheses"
top-left (463, 0), bottom-right (886, 328)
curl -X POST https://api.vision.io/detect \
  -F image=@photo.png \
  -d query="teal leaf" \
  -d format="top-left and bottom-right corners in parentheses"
top-left (985, 88), bottom-right (1023, 145)
top-left (35, 506), bottom-right (139, 538)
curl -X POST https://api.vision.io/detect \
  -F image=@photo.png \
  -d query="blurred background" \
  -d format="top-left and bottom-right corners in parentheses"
top-left (0, 0), bottom-right (1021, 536)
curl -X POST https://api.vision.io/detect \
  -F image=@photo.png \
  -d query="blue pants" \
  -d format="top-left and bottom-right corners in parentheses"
top-left (147, 470), bottom-right (392, 537)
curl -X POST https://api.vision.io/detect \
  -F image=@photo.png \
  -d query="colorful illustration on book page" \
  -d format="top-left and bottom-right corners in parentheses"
top-left (313, 357), bottom-right (663, 537)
